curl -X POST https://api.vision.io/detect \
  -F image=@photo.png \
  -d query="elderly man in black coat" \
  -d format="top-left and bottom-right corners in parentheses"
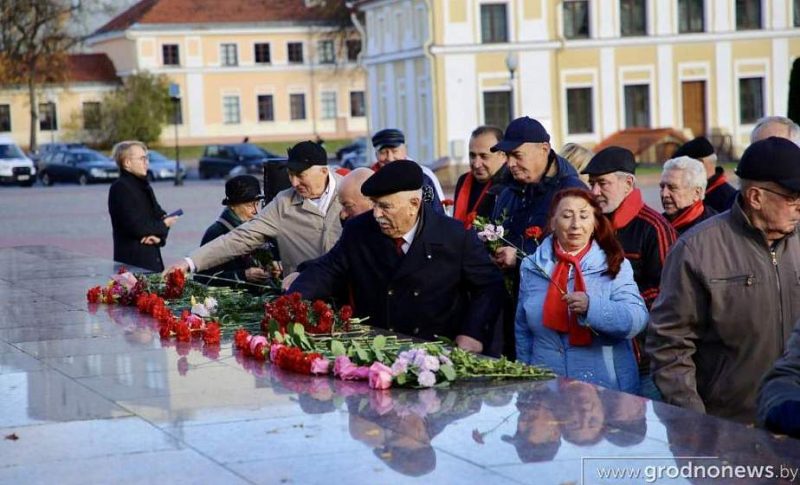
top-left (108, 141), bottom-right (180, 272)
top-left (289, 160), bottom-right (504, 353)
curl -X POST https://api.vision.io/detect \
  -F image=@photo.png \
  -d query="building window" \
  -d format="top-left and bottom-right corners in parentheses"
top-left (564, 1), bottom-right (590, 39)
top-left (82, 102), bottom-right (101, 130)
top-left (739, 77), bottom-right (764, 124)
top-left (162, 44), bottom-right (180, 66)
top-left (39, 102), bottom-right (57, 131)
top-left (480, 4), bottom-right (508, 43)
top-left (0, 104), bottom-right (10, 132)
top-left (257, 95), bottom-right (274, 122)
top-left (290, 94), bottom-right (306, 120)
top-left (795, 0), bottom-right (800, 27)
top-left (288, 42), bottom-right (304, 64)
top-left (620, 0), bottom-right (646, 36)
top-left (624, 84), bottom-right (650, 128)
top-left (321, 92), bottom-right (337, 119)
top-left (483, 91), bottom-right (511, 129)
top-left (254, 43), bottom-right (271, 64)
top-left (346, 40), bottom-right (361, 62)
top-left (566, 88), bottom-right (593, 134)
top-left (223, 95), bottom-right (240, 124)
top-left (678, 0), bottom-right (704, 33)
top-left (318, 40), bottom-right (335, 64)
top-left (736, 0), bottom-right (761, 30)
top-left (350, 91), bottom-right (365, 117)
top-left (221, 43), bottom-right (238, 66)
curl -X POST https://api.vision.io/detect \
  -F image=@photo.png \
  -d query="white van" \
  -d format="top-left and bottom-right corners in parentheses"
top-left (0, 137), bottom-right (36, 187)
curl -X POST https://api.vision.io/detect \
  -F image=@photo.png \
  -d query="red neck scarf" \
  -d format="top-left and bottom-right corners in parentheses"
top-left (669, 200), bottom-right (705, 231)
top-left (706, 173), bottom-right (728, 194)
top-left (542, 240), bottom-right (593, 346)
top-left (610, 189), bottom-right (644, 230)
top-left (453, 173), bottom-right (492, 229)
top-left (371, 162), bottom-right (383, 172)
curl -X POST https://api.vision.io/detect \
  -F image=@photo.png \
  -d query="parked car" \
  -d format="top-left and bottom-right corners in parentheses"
top-left (0, 137), bottom-right (36, 187)
top-left (198, 143), bottom-right (280, 179)
top-left (39, 148), bottom-right (119, 186)
top-left (336, 137), bottom-right (367, 161)
top-left (147, 150), bottom-right (187, 181)
top-left (30, 142), bottom-right (87, 166)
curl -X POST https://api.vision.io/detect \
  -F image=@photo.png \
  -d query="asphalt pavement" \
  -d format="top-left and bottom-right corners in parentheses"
top-left (0, 176), bottom-right (666, 267)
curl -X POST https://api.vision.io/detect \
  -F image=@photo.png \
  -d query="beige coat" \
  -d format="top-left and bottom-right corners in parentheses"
top-left (190, 173), bottom-right (343, 275)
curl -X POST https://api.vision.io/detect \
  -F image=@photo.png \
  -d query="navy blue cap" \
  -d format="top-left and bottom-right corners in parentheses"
top-left (490, 116), bottom-right (550, 152)
top-left (736, 137), bottom-right (800, 192)
top-left (361, 159), bottom-right (423, 197)
top-left (673, 137), bottom-right (715, 160)
top-left (372, 129), bottom-right (405, 150)
top-left (222, 175), bottom-right (264, 205)
top-left (582, 146), bottom-right (637, 175)
top-left (286, 141), bottom-right (328, 173)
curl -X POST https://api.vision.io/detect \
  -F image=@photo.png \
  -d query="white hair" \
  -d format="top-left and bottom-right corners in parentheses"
top-left (663, 156), bottom-right (707, 198)
top-left (750, 116), bottom-right (800, 145)
top-left (613, 171), bottom-right (637, 186)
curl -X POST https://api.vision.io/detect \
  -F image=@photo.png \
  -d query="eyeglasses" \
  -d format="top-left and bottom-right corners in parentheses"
top-left (129, 155), bottom-right (148, 163)
top-left (757, 186), bottom-right (800, 206)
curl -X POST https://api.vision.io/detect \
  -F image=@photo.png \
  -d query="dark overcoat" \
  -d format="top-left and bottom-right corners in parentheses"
top-left (108, 170), bottom-right (169, 272)
top-left (289, 208), bottom-right (505, 342)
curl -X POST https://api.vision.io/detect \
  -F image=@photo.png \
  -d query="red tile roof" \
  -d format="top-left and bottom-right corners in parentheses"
top-left (95, 0), bottom-right (350, 35)
top-left (65, 54), bottom-right (120, 83)
top-left (594, 128), bottom-right (688, 156)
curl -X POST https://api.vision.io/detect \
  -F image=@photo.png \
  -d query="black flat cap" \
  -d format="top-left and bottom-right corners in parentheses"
top-left (673, 137), bottom-right (715, 160)
top-left (736, 136), bottom-right (800, 192)
top-left (372, 129), bottom-right (405, 150)
top-left (361, 159), bottom-right (423, 197)
top-left (582, 146), bottom-right (637, 176)
top-left (286, 141), bottom-right (328, 173)
top-left (222, 175), bottom-right (264, 205)
top-left (490, 116), bottom-right (550, 152)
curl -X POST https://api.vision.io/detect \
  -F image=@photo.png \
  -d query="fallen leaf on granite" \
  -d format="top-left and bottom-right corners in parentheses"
top-left (4, 433), bottom-right (19, 441)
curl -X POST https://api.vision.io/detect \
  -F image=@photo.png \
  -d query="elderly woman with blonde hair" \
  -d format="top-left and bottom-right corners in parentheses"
top-left (560, 143), bottom-right (593, 186)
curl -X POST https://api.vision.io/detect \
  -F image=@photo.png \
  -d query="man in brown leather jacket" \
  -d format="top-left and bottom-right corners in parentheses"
top-left (647, 137), bottom-right (800, 424)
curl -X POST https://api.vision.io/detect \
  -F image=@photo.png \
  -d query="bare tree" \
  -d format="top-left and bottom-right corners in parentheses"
top-left (0, 0), bottom-right (103, 151)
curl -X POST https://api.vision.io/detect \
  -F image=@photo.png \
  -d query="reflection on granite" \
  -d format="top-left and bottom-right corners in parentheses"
top-left (1, 246), bottom-right (799, 484)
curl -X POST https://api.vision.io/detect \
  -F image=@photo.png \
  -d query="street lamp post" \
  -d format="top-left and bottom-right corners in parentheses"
top-left (505, 52), bottom-right (519, 122)
top-left (168, 83), bottom-right (183, 186)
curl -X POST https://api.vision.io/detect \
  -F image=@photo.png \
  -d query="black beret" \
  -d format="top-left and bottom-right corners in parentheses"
top-left (361, 160), bottom-right (423, 197)
top-left (286, 141), bottom-right (328, 173)
top-left (582, 146), bottom-right (636, 175)
top-left (490, 116), bottom-right (550, 152)
top-left (222, 175), bottom-right (264, 205)
top-left (673, 137), bottom-right (715, 160)
top-left (371, 128), bottom-right (405, 150)
top-left (736, 136), bottom-right (800, 192)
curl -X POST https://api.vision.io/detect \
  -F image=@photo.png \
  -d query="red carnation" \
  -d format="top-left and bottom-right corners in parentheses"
top-left (87, 286), bottom-right (102, 303)
top-left (234, 329), bottom-right (250, 350)
top-left (525, 226), bottom-right (543, 241)
top-left (158, 322), bottom-right (172, 339)
top-left (339, 305), bottom-right (353, 322)
top-left (175, 321), bottom-right (191, 342)
top-left (203, 322), bottom-right (221, 345)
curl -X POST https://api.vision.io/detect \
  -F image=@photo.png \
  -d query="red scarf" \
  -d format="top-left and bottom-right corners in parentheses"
top-left (706, 173), bottom-right (728, 194)
top-left (542, 240), bottom-right (593, 346)
top-left (453, 173), bottom-right (492, 229)
top-left (669, 200), bottom-right (705, 231)
top-left (371, 162), bottom-right (382, 172)
top-left (610, 189), bottom-right (645, 230)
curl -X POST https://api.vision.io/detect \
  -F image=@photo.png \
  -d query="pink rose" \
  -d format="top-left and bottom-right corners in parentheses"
top-left (269, 343), bottom-right (285, 362)
top-left (368, 362), bottom-right (393, 390)
top-left (250, 336), bottom-right (268, 356)
top-left (335, 356), bottom-right (369, 380)
top-left (310, 357), bottom-right (330, 375)
top-left (333, 355), bottom-right (354, 377)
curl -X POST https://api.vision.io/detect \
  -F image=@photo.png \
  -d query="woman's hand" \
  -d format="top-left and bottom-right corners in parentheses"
top-left (563, 291), bottom-right (589, 316)
top-left (492, 246), bottom-right (517, 271)
top-left (163, 215), bottom-right (180, 227)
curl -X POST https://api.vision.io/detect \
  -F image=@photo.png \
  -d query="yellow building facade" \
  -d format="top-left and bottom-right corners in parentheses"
top-left (358, 0), bottom-right (800, 163)
top-left (0, 0), bottom-right (368, 149)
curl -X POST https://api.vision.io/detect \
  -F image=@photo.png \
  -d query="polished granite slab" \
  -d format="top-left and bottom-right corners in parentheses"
top-left (1, 246), bottom-right (798, 484)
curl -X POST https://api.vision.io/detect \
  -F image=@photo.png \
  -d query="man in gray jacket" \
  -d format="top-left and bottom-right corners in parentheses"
top-left (167, 141), bottom-right (343, 277)
top-left (647, 137), bottom-right (800, 424)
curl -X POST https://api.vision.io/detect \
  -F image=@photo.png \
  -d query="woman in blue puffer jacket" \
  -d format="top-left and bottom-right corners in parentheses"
top-left (516, 188), bottom-right (648, 394)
